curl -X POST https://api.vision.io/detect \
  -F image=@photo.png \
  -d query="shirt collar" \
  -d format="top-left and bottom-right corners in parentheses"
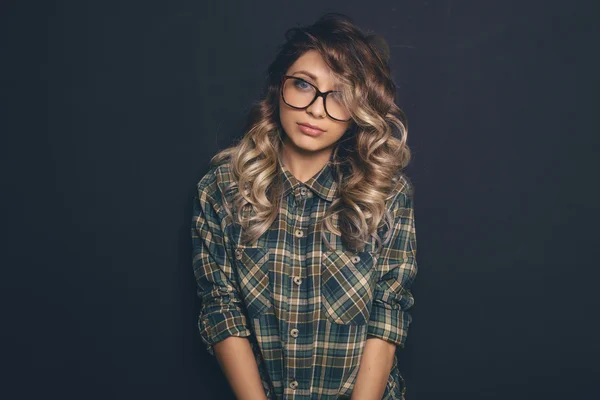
top-left (277, 154), bottom-right (338, 202)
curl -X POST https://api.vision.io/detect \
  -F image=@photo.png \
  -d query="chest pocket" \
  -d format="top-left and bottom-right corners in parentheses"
top-left (321, 249), bottom-right (376, 325)
top-left (234, 246), bottom-right (272, 317)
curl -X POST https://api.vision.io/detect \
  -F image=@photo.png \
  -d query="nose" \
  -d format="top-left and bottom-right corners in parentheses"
top-left (306, 94), bottom-right (326, 118)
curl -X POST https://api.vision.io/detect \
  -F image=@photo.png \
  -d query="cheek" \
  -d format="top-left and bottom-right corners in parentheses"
top-left (279, 101), bottom-right (292, 125)
top-left (329, 128), bottom-right (348, 144)
top-left (332, 122), bottom-right (351, 137)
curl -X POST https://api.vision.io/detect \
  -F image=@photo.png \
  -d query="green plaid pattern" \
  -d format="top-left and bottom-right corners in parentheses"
top-left (191, 155), bottom-right (417, 400)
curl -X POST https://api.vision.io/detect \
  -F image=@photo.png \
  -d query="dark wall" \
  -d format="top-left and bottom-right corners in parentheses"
top-left (2, 1), bottom-right (598, 399)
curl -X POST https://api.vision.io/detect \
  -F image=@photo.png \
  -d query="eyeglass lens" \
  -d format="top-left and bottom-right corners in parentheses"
top-left (282, 77), bottom-right (350, 121)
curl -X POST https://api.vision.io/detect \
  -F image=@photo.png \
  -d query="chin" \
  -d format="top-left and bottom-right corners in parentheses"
top-left (288, 134), bottom-right (327, 152)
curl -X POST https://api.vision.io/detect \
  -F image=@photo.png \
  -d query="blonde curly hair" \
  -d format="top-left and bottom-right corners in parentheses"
top-left (209, 12), bottom-right (413, 253)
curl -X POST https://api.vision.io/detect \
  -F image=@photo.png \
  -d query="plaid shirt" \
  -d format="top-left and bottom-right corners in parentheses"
top-left (191, 156), bottom-right (418, 400)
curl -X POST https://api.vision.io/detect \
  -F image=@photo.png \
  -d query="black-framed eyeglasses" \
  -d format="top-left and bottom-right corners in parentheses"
top-left (280, 75), bottom-right (352, 122)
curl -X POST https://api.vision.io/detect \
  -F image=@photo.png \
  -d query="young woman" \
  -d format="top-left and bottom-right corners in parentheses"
top-left (191, 13), bottom-right (418, 400)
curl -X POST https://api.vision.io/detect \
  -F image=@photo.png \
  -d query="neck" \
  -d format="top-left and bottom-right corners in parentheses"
top-left (278, 139), bottom-right (333, 183)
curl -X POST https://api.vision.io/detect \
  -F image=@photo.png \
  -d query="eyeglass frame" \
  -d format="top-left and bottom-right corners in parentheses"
top-left (280, 75), bottom-right (352, 122)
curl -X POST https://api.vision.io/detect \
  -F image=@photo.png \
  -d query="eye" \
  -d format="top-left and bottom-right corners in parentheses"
top-left (293, 78), bottom-right (313, 91)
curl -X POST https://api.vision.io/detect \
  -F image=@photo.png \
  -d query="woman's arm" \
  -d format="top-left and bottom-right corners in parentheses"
top-left (353, 179), bottom-right (418, 399)
top-left (350, 338), bottom-right (396, 400)
top-left (191, 183), bottom-right (269, 399)
top-left (214, 336), bottom-right (268, 400)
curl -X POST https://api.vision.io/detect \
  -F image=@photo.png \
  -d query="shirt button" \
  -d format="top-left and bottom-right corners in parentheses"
top-left (289, 380), bottom-right (298, 389)
top-left (294, 229), bottom-right (304, 238)
top-left (226, 285), bottom-right (233, 293)
top-left (235, 248), bottom-right (243, 260)
top-left (351, 255), bottom-right (361, 263)
top-left (300, 187), bottom-right (307, 196)
top-left (293, 276), bottom-right (302, 286)
top-left (290, 328), bottom-right (299, 338)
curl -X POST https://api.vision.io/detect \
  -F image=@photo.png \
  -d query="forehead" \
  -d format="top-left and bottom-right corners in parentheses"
top-left (286, 50), bottom-right (340, 88)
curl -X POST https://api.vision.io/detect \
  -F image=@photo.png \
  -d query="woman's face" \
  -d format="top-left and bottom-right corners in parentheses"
top-left (278, 50), bottom-right (353, 155)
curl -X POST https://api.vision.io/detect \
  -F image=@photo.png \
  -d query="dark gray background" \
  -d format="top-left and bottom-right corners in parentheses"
top-left (2, 1), bottom-right (598, 399)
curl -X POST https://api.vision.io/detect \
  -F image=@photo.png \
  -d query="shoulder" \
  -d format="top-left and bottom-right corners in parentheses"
top-left (393, 172), bottom-right (414, 199)
top-left (195, 159), bottom-right (237, 213)
top-left (385, 172), bottom-right (414, 214)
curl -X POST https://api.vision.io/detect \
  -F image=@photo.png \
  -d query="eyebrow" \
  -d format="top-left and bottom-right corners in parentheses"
top-left (291, 70), bottom-right (318, 81)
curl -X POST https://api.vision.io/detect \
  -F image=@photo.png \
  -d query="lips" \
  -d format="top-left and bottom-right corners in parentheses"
top-left (298, 122), bottom-right (324, 132)
top-left (297, 122), bottom-right (325, 137)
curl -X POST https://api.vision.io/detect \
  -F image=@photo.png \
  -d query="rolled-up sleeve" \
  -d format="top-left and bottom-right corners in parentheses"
top-left (367, 183), bottom-right (418, 349)
top-left (191, 187), bottom-right (251, 356)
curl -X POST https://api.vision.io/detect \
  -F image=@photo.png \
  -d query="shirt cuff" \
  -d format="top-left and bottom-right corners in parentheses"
top-left (366, 302), bottom-right (413, 348)
top-left (198, 304), bottom-right (252, 356)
